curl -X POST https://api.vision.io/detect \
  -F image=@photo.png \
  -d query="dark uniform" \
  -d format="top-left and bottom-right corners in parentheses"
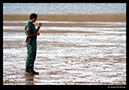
top-left (25, 19), bottom-right (39, 75)
top-left (25, 20), bottom-right (37, 68)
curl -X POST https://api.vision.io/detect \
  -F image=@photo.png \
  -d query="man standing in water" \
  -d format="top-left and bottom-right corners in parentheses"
top-left (25, 13), bottom-right (42, 75)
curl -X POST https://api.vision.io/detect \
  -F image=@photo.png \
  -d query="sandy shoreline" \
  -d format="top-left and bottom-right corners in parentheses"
top-left (3, 14), bottom-right (126, 22)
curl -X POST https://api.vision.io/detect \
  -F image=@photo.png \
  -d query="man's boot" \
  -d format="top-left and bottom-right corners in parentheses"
top-left (29, 67), bottom-right (39, 75)
top-left (25, 66), bottom-right (31, 75)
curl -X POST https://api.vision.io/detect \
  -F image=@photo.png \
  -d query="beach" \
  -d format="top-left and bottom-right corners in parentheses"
top-left (3, 14), bottom-right (126, 85)
top-left (3, 14), bottom-right (126, 21)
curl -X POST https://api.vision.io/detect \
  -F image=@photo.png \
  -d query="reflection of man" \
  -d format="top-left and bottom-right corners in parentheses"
top-left (25, 75), bottom-right (34, 85)
top-left (25, 13), bottom-right (42, 75)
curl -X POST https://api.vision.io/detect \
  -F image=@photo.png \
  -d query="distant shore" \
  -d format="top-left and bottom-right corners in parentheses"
top-left (3, 14), bottom-right (126, 22)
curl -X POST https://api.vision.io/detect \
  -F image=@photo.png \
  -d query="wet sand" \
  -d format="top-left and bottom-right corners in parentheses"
top-left (3, 14), bottom-right (126, 85)
top-left (3, 14), bottom-right (126, 21)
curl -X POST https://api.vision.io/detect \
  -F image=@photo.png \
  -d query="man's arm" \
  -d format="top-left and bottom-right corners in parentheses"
top-left (36, 27), bottom-right (40, 33)
top-left (26, 32), bottom-right (40, 37)
top-left (36, 23), bottom-right (42, 33)
top-left (27, 23), bottom-right (42, 37)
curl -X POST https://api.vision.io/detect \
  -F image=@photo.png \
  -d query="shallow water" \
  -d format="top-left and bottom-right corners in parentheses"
top-left (3, 21), bottom-right (126, 85)
top-left (3, 3), bottom-right (126, 14)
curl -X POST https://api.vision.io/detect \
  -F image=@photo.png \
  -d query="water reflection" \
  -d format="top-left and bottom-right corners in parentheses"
top-left (25, 74), bottom-right (34, 85)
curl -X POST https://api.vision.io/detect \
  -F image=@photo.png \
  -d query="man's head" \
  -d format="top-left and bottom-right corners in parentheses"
top-left (30, 13), bottom-right (38, 22)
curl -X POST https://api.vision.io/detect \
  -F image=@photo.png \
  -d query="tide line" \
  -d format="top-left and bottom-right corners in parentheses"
top-left (3, 26), bottom-right (126, 31)
top-left (3, 20), bottom-right (126, 26)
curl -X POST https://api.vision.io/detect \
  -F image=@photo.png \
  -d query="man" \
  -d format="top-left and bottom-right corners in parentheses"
top-left (25, 13), bottom-right (42, 75)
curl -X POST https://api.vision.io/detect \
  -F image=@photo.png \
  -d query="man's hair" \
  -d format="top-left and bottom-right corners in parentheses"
top-left (30, 13), bottom-right (38, 20)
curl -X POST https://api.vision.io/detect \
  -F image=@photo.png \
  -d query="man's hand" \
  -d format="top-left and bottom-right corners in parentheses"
top-left (37, 23), bottom-right (42, 32)
top-left (38, 23), bottom-right (42, 27)
top-left (36, 32), bottom-right (40, 35)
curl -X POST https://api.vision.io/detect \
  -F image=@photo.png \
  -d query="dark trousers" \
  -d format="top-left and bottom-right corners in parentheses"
top-left (26, 40), bottom-right (37, 67)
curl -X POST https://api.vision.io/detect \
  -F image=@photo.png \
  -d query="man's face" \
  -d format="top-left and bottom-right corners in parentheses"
top-left (33, 17), bottom-right (37, 22)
